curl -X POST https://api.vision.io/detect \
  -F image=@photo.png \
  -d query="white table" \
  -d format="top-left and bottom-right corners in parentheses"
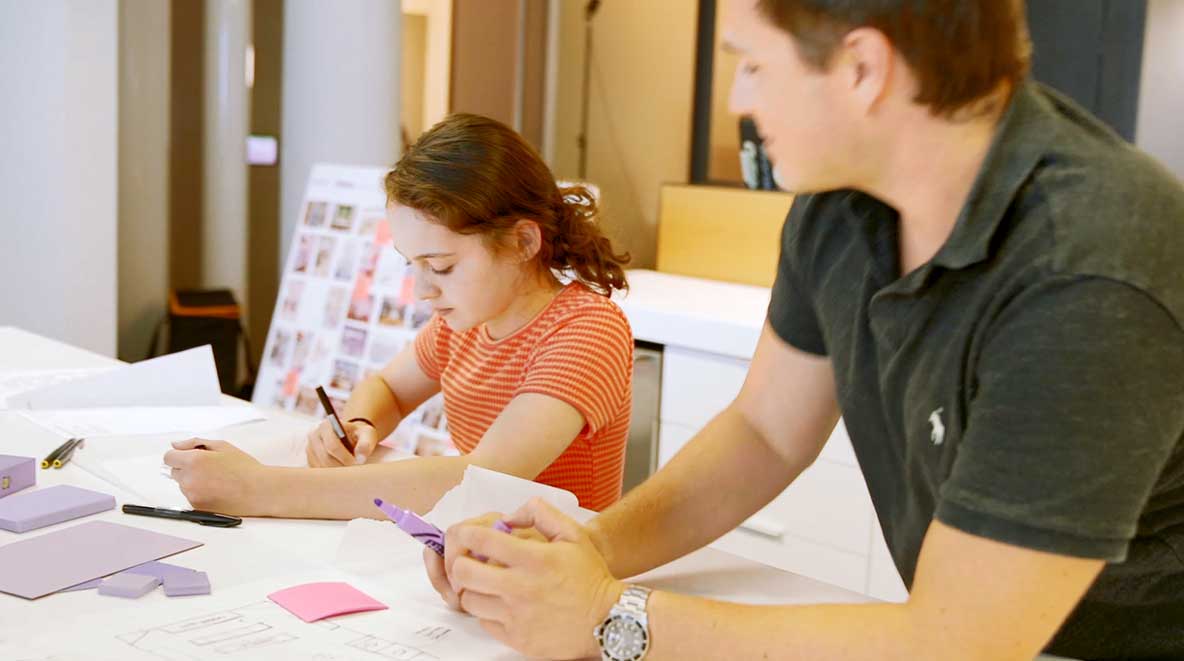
top-left (0, 326), bottom-right (869, 659)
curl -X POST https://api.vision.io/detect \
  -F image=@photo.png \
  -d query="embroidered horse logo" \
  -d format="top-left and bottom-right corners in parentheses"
top-left (929, 407), bottom-right (946, 446)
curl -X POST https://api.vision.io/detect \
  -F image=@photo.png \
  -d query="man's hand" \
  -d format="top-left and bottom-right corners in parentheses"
top-left (424, 511), bottom-right (552, 613)
top-left (443, 498), bottom-right (624, 659)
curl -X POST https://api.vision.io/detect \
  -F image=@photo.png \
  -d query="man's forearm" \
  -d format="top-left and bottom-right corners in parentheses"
top-left (259, 455), bottom-right (473, 519)
top-left (644, 593), bottom-right (923, 661)
top-left (589, 404), bottom-right (814, 578)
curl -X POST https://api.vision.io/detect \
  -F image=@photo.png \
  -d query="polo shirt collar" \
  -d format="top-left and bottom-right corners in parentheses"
top-left (930, 80), bottom-right (1058, 270)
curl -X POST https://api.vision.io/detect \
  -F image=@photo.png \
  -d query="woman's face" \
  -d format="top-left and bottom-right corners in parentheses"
top-left (387, 203), bottom-right (530, 332)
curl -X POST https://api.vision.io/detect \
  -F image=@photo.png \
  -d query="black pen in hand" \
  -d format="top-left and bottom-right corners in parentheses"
top-left (315, 385), bottom-right (356, 453)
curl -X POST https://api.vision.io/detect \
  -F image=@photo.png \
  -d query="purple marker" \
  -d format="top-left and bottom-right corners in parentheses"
top-left (373, 498), bottom-right (511, 559)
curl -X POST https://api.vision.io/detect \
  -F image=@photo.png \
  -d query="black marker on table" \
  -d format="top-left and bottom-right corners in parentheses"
top-left (122, 504), bottom-right (242, 527)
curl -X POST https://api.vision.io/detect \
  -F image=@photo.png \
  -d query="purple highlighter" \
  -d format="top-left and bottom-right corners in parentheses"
top-left (373, 498), bottom-right (511, 558)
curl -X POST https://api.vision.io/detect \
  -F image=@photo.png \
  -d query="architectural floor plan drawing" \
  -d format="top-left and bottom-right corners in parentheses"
top-left (114, 600), bottom-right (438, 660)
top-left (6, 572), bottom-right (520, 661)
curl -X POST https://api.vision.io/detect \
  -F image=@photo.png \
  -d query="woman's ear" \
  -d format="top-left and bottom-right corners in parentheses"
top-left (512, 219), bottom-right (543, 262)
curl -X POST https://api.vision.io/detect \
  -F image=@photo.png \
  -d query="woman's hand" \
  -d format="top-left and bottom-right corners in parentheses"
top-left (305, 419), bottom-right (380, 467)
top-left (164, 438), bottom-right (275, 516)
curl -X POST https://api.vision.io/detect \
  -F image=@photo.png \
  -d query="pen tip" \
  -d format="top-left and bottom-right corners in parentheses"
top-left (373, 498), bottom-right (383, 507)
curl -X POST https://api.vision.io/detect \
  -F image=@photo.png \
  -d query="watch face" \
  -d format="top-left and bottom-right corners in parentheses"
top-left (599, 615), bottom-right (648, 660)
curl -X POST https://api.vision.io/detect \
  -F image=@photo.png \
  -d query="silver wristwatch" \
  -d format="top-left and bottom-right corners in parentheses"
top-left (594, 584), bottom-right (652, 661)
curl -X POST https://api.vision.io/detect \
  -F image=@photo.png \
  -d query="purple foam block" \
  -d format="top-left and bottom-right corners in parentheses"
top-left (0, 455), bottom-right (35, 500)
top-left (60, 560), bottom-right (199, 593)
top-left (0, 485), bottom-right (115, 533)
top-left (128, 561), bottom-right (201, 584)
top-left (98, 572), bottom-right (160, 598)
top-left (163, 570), bottom-right (210, 597)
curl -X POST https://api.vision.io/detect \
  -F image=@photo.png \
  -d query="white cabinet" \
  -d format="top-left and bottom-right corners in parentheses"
top-left (657, 420), bottom-right (697, 468)
top-left (659, 346), bottom-right (748, 427)
top-left (656, 345), bottom-right (904, 601)
top-left (867, 516), bottom-right (909, 602)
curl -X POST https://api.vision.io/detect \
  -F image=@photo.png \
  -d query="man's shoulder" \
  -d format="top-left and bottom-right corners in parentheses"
top-left (1016, 122), bottom-right (1184, 328)
top-left (780, 190), bottom-right (880, 277)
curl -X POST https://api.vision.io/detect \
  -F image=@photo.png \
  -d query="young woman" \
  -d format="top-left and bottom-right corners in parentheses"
top-left (164, 114), bottom-right (634, 518)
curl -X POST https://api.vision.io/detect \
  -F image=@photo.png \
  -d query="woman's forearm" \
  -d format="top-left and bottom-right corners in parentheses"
top-left (343, 374), bottom-right (404, 438)
top-left (258, 454), bottom-right (474, 519)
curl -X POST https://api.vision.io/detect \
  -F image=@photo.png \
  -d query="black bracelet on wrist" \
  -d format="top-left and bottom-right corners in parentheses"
top-left (347, 417), bottom-right (376, 428)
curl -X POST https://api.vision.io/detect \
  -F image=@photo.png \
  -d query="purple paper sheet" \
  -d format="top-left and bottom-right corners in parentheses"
top-left (0, 520), bottom-right (201, 599)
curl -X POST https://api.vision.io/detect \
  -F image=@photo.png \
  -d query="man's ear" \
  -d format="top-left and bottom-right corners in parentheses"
top-left (839, 26), bottom-right (895, 114)
top-left (511, 219), bottom-right (544, 262)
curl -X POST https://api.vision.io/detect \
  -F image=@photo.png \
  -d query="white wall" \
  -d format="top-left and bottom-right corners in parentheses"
top-left (280, 0), bottom-right (402, 272)
top-left (0, 1), bottom-right (118, 357)
top-left (1136, 0), bottom-right (1184, 179)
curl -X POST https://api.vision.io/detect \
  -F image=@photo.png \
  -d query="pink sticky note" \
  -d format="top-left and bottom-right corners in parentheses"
top-left (267, 582), bottom-right (387, 623)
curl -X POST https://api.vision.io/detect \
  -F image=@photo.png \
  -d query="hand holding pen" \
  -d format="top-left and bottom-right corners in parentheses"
top-left (306, 386), bottom-right (380, 467)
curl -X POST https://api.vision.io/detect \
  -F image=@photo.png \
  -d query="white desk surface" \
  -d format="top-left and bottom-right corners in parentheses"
top-left (613, 270), bottom-right (771, 360)
top-left (0, 326), bottom-right (868, 658)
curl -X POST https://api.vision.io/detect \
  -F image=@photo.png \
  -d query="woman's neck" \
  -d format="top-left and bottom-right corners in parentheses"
top-left (484, 271), bottom-right (564, 341)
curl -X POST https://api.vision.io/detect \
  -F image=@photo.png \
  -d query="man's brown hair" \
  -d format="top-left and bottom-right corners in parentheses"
top-left (757, 0), bottom-right (1032, 117)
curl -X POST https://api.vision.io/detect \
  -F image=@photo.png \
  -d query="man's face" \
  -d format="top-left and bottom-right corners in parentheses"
top-left (723, 0), bottom-right (866, 193)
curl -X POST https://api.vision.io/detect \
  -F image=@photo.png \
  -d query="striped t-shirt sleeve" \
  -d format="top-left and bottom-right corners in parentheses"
top-left (515, 308), bottom-right (632, 432)
top-left (413, 314), bottom-right (449, 381)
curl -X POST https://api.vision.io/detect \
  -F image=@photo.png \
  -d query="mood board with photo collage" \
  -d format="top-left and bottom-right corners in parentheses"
top-left (253, 164), bottom-right (455, 457)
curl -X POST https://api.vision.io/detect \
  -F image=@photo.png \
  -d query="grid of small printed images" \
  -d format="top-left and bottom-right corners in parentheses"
top-left (254, 170), bottom-right (455, 457)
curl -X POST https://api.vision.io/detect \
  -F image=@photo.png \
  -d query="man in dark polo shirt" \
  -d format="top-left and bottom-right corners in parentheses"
top-left (428, 2), bottom-right (1184, 659)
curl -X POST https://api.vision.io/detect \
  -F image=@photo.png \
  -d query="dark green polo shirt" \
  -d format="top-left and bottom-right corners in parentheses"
top-left (769, 81), bottom-right (1184, 660)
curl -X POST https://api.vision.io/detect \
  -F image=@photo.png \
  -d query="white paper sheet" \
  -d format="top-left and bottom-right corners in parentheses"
top-left (101, 454), bottom-right (191, 509)
top-left (1, 570), bottom-right (520, 660)
top-left (423, 464), bottom-right (587, 531)
top-left (335, 467), bottom-right (590, 581)
top-left (0, 368), bottom-right (112, 409)
top-left (333, 466), bottom-right (591, 583)
top-left (6, 346), bottom-right (221, 410)
top-left (335, 518), bottom-right (425, 578)
top-left (19, 404), bottom-right (264, 438)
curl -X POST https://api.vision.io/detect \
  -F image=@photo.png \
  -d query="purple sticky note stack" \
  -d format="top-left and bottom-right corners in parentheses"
top-left (0, 485), bottom-right (115, 533)
top-left (98, 572), bottom-right (160, 598)
top-left (163, 570), bottom-right (210, 597)
top-left (0, 455), bottom-right (35, 500)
